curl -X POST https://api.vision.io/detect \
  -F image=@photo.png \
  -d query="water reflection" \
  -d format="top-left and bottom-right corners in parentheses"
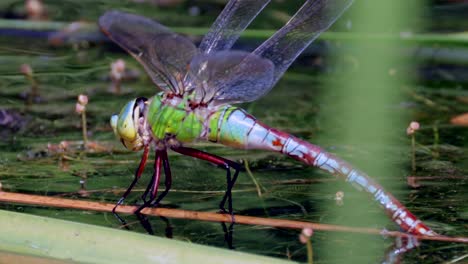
top-left (383, 236), bottom-right (420, 264)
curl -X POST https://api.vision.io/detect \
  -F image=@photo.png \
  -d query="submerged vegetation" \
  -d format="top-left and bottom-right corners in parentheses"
top-left (0, 1), bottom-right (467, 263)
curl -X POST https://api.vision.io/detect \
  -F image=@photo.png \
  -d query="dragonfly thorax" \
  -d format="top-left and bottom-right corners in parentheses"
top-left (146, 93), bottom-right (215, 144)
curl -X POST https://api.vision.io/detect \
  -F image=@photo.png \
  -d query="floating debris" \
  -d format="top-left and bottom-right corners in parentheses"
top-left (0, 109), bottom-right (28, 137)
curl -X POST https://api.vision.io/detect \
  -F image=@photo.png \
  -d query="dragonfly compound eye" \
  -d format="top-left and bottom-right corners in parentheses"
top-left (135, 97), bottom-right (148, 117)
top-left (110, 99), bottom-right (144, 151)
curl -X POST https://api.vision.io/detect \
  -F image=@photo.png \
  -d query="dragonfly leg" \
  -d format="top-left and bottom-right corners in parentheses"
top-left (134, 148), bottom-right (173, 235)
top-left (221, 222), bottom-right (235, 249)
top-left (112, 145), bottom-right (149, 229)
top-left (141, 169), bottom-right (156, 203)
top-left (151, 150), bottom-right (172, 206)
top-left (140, 149), bottom-right (171, 206)
top-left (160, 216), bottom-right (173, 238)
top-left (134, 149), bottom-right (162, 234)
top-left (171, 146), bottom-right (241, 215)
top-left (220, 166), bottom-right (239, 215)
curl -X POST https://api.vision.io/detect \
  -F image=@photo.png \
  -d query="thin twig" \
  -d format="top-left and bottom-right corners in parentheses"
top-left (445, 253), bottom-right (468, 264)
top-left (0, 191), bottom-right (466, 243)
top-left (244, 159), bottom-right (263, 197)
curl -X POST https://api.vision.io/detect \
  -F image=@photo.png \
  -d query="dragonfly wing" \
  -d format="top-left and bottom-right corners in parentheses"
top-left (191, 0), bottom-right (354, 105)
top-left (186, 51), bottom-right (274, 105)
top-left (99, 11), bottom-right (198, 94)
top-left (254, 0), bottom-right (354, 87)
top-left (199, 0), bottom-right (271, 54)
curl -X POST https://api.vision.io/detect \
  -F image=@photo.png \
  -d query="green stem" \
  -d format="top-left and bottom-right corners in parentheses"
top-left (81, 110), bottom-right (88, 148)
top-left (24, 75), bottom-right (37, 106)
top-left (411, 134), bottom-right (416, 173)
top-left (306, 240), bottom-right (313, 264)
top-left (244, 159), bottom-right (263, 197)
top-left (432, 122), bottom-right (440, 159)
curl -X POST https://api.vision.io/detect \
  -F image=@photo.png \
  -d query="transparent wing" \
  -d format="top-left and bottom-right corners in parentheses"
top-left (185, 51), bottom-right (274, 105)
top-left (199, 0), bottom-right (271, 54)
top-left (99, 11), bottom-right (198, 94)
top-left (191, 0), bottom-right (353, 105)
top-left (254, 0), bottom-right (354, 87)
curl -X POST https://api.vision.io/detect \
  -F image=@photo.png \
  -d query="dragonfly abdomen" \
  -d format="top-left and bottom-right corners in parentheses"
top-left (215, 107), bottom-right (435, 236)
top-left (209, 106), bottom-right (284, 150)
top-left (275, 133), bottom-right (435, 236)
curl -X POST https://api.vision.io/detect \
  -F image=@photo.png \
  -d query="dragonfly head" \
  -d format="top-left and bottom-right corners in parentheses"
top-left (110, 97), bottom-right (148, 151)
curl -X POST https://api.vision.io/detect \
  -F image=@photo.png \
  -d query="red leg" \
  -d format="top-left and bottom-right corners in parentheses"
top-left (171, 146), bottom-right (240, 214)
top-left (172, 146), bottom-right (239, 247)
top-left (135, 148), bottom-right (175, 235)
top-left (139, 150), bottom-right (172, 206)
top-left (113, 145), bottom-right (149, 228)
top-left (135, 149), bottom-right (163, 214)
top-left (134, 149), bottom-right (163, 234)
top-left (152, 150), bottom-right (172, 206)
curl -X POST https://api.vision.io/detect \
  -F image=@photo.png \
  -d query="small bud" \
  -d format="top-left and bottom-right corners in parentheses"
top-left (410, 121), bottom-right (420, 130)
top-left (59, 141), bottom-right (69, 150)
top-left (406, 121), bottom-right (420, 135)
top-left (113, 59), bottom-right (126, 73)
top-left (299, 228), bottom-right (313, 244)
top-left (111, 59), bottom-right (126, 81)
top-left (77, 94), bottom-right (88, 105)
top-left (75, 102), bottom-right (85, 114)
top-left (302, 228), bottom-right (313, 237)
top-left (25, 0), bottom-right (45, 20)
top-left (20, 64), bottom-right (33, 77)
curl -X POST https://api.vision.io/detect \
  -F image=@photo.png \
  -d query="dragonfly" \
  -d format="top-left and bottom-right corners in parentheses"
top-left (99, 0), bottom-right (435, 236)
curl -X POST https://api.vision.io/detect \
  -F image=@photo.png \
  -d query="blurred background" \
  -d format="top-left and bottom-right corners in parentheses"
top-left (0, 0), bottom-right (467, 263)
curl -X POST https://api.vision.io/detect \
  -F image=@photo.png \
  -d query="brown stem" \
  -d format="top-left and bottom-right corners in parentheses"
top-left (0, 191), bottom-right (466, 244)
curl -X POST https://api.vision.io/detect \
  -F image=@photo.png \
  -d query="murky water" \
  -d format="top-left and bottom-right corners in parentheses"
top-left (0, 1), bottom-right (467, 263)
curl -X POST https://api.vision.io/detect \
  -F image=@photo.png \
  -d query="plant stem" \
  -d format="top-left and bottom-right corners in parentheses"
top-left (432, 121), bottom-right (440, 159)
top-left (0, 191), bottom-right (467, 243)
top-left (411, 134), bottom-right (416, 173)
top-left (81, 110), bottom-right (88, 148)
top-left (306, 240), bottom-right (313, 264)
top-left (2, 19), bottom-right (468, 46)
top-left (244, 159), bottom-right (263, 197)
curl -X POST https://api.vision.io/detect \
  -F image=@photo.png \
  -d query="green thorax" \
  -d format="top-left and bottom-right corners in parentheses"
top-left (146, 93), bottom-right (206, 142)
top-left (146, 92), bottom-right (248, 146)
